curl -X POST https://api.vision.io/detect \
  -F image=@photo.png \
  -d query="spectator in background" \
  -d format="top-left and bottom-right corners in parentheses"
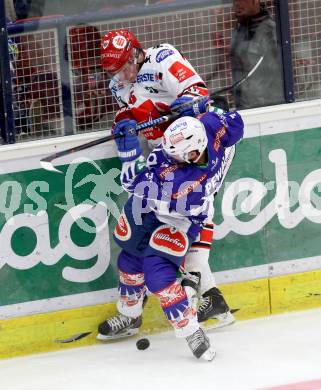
top-left (5, 0), bottom-right (44, 20)
top-left (230, 0), bottom-right (284, 109)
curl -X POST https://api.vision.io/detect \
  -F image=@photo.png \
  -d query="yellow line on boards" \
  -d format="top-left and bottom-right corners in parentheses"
top-left (1, 269), bottom-right (321, 359)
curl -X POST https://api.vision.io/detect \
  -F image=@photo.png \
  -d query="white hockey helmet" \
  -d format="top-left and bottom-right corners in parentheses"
top-left (162, 116), bottom-right (208, 163)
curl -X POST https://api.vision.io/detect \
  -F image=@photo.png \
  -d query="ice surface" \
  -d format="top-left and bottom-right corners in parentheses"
top-left (1, 308), bottom-right (321, 390)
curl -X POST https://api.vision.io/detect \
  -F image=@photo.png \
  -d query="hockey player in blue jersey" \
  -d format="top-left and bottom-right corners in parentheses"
top-left (97, 108), bottom-right (244, 360)
top-left (101, 29), bottom-right (236, 328)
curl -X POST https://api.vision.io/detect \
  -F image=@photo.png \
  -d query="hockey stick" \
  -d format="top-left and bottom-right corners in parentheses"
top-left (211, 55), bottom-right (264, 95)
top-left (40, 55), bottom-right (263, 174)
top-left (40, 98), bottom-right (199, 174)
top-left (54, 331), bottom-right (92, 343)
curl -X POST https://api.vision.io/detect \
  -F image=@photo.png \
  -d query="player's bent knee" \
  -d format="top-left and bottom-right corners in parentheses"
top-left (117, 250), bottom-right (143, 274)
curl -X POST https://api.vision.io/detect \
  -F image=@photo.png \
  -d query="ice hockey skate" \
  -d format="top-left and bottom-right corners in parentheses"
top-left (97, 314), bottom-right (142, 341)
top-left (197, 287), bottom-right (235, 330)
top-left (186, 328), bottom-right (216, 361)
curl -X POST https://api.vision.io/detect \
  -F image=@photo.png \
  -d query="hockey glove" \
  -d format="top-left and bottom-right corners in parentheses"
top-left (113, 119), bottom-right (142, 162)
top-left (170, 95), bottom-right (210, 118)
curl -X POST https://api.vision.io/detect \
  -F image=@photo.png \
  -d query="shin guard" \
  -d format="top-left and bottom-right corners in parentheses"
top-left (155, 281), bottom-right (199, 338)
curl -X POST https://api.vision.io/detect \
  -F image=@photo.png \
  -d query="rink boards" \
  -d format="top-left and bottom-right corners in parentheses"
top-left (0, 100), bottom-right (321, 358)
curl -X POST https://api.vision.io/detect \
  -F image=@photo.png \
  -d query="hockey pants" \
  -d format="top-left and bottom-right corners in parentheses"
top-left (117, 250), bottom-right (199, 338)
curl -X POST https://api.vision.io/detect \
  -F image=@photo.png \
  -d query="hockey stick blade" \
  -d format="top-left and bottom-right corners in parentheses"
top-left (54, 331), bottom-right (92, 344)
top-left (40, 133), bottom-right (120, 173)
top-left (40, 160), bottom-right (65, 174)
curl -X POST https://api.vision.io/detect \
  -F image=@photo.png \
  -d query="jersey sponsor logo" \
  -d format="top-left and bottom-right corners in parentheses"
top-left (168, 61), bottom-right (195, 83)
top-left (172, 173), bottom-right (208, 199)
top-left (169, 131), bottom-right (184, 145)
top-left (102, 52), bottom-right (121, 59)
top-left (214, 126), bottom-right (226, 151)
top-left (112, 35), bottom-right (127, 49)
top-left (150, 225), bottom-right (188, 257)
top-left (205, 155), bottom-right (228, 195)
top-left (169, 120), bottom-right (188, 132)
top-left (156, 48), bottom-right (175, 63)
top-left (114, 213), bottom-right (131, 241)
top-left (159, 164), bottom-right (179, 179)
top-left (137, 72), bottom-right (162, 83)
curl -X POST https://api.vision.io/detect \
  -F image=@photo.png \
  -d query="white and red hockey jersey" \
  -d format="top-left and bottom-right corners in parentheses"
top-left (109, 43), bottom-right (208, 141)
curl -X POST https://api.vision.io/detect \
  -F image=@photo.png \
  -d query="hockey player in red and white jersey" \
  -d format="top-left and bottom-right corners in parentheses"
top-left (101, 29), bottom-right (209, 149)
top-left (100, 29), bottom-right (235, 329)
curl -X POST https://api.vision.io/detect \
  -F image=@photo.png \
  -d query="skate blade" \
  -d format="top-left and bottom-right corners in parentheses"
top-left (201, 312), bottom-right (235, 330)
top-left (201, 347), bottom-right (216, 361)
top-left (96, 328), bottom-right (139, 341)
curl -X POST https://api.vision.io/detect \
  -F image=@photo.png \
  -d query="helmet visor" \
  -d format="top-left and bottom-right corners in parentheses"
top-left (107, 50), bottom-right (139, 83)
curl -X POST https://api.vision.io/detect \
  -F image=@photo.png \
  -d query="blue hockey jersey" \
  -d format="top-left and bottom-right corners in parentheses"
top-left (119, 111), bottom-right (244, 240)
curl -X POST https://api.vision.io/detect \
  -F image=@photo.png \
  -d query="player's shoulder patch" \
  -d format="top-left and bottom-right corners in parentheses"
top-left (168, 61), bottom-right (195, 83)
top-left (114, 213), bottom-right (132, 241)
top-left (148, 43), bottom-right (176, 64)
top-left (156, 48), bottom-right (175, 63)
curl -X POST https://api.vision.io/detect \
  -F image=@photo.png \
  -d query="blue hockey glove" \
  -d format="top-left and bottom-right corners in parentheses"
top-left (113, 119), bottom-right (142, 162)
top-left (170, 95), bottom-right (210, 118)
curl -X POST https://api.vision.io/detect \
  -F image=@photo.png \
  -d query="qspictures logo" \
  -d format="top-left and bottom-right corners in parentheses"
top-left (0, 147), bottom-right (320, 288)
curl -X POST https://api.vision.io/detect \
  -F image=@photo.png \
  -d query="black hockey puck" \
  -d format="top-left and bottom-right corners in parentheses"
top-left (136, 338), bottom-right (150, 350)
